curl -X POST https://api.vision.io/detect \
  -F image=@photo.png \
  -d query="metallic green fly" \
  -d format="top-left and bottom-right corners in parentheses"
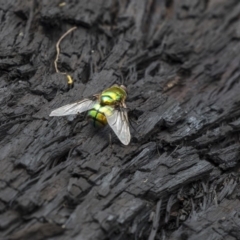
top-left (49, 84), bottom-right (131, 145)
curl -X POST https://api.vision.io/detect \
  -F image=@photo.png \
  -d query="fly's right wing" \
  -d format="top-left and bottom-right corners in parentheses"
top-left (49, 99), bottom-right (96, 116)
top-left (105, 108), bottom-right (131, 145)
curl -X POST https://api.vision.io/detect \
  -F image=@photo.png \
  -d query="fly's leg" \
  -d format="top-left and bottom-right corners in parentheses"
top-left (93, 94), bottom-right (100, 102)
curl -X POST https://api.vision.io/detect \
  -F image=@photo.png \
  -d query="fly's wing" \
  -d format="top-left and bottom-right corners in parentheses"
top-left (49, 99), bottom-right (96, 116)
top-left (105, 108), bottom-right (131, 145)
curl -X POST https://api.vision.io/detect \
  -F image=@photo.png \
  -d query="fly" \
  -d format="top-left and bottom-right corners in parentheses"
top-left (49, 84), bottom-right (131, 145)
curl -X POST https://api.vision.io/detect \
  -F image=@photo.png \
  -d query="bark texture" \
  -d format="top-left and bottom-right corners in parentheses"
top-left (0, 0), bottom-right (240, 239)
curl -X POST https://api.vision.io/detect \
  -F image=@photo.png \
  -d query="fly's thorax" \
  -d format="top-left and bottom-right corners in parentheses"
top-left (87, 103), bottom-right (114, 128)
top-left (100, 85), bottom-right (127, 105)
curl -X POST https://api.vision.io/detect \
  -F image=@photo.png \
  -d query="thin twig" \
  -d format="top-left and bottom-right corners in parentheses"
top-left (54, 26), bottom-right (77, 74)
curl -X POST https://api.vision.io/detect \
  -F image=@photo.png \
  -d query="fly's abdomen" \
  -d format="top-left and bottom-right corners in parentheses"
top-left (87, 103), bottom-right (113, 127)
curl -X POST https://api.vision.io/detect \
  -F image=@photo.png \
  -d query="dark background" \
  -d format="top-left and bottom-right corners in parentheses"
top-left (1, 0), bottom-right (240, 239)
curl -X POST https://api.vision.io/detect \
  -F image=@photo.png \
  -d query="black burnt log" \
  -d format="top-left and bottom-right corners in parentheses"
top-left (0, 0), bottom-right (240, 240)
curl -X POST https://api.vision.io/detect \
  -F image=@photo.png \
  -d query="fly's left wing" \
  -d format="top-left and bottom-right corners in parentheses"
top-left (50, 99), bottom-right (96, 116)
top-left (105, 108), bottom-right (131, 145)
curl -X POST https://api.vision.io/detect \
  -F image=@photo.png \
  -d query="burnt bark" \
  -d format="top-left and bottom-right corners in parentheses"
top-left (0, 0), bottom-right (240, 239)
